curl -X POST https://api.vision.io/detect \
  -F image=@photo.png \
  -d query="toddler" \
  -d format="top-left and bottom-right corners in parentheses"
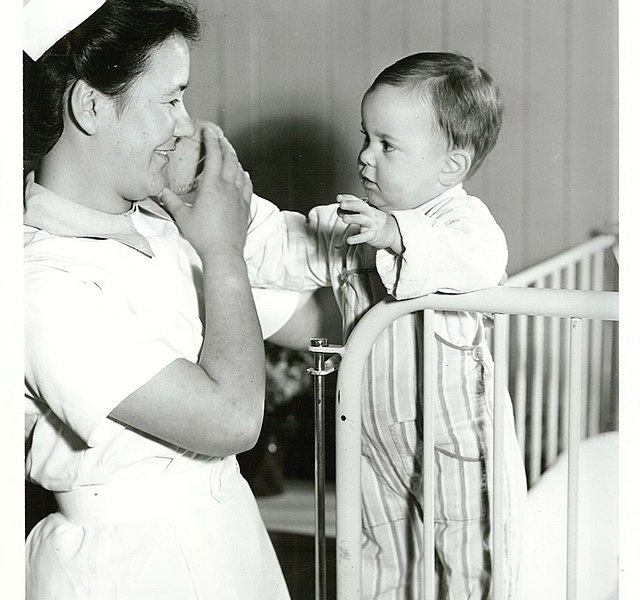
top-left (245, 52), bottom-right (528, 599)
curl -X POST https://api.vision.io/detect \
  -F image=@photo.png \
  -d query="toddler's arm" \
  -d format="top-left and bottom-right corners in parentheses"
top-left (242, 195), bottom-right (338, 292)
top-left (378, 194), bottom-right (508, 299)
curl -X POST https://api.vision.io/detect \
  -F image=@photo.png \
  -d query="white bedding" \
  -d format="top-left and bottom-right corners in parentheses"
top-left (520, 431), bottom-right (618, 600)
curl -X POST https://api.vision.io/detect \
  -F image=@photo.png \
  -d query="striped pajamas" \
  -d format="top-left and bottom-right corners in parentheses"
top-left (244, 187), bottom-right (527, 599)
top-left (338, 247), bottom-right (527, 600)
top-left (358, 316), bottom-right (527, 599)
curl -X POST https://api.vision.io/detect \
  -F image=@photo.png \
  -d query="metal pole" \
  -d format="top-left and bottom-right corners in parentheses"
top-left (493, 314), bottom-right (508, 599)
top-left (310, 337), bottom-right (328, 600)
top-left (567, 319), bottom-right (582, 600)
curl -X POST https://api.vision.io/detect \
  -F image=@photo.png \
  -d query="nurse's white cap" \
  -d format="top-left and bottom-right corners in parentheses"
top-left (23, 0), bottom-right (107, 61)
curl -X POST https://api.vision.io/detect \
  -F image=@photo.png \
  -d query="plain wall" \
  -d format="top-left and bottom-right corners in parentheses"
top-left (186, 0), bottom-right (618, 275)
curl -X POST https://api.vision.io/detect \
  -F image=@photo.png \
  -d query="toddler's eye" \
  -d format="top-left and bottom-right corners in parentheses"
top-left (381, 140), bottom-right (395, 152)
top-left (168, 99), bottom-right (181, 107)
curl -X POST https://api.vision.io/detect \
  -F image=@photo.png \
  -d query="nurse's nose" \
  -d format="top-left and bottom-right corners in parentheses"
top-left (175, 106), bottom-right (196, 139)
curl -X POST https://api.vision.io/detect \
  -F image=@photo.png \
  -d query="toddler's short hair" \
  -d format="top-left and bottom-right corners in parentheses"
top-left (370, 52), bottom-right (503, 178)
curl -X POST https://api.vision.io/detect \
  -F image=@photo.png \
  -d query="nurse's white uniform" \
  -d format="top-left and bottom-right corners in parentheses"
top-left (24, 174), bottom-right (296, 600)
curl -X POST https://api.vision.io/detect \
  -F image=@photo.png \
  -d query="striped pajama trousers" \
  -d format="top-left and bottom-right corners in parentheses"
top-left (359, 332), bottom-right (527, 600)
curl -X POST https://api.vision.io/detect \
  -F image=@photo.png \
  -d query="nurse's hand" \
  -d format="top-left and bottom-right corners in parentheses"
top-left (161, 127), bottom-right (253, 259)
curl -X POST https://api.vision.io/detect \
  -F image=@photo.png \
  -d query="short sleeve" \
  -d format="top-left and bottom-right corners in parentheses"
top-left (252, 287), bottom-right (300, 339)
top-left (25, 266), bottom-right (183, 447)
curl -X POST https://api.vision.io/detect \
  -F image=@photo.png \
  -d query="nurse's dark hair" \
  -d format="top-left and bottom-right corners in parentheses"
top-left (369, 52), bottom-right (503, 178)
top-left (23, 0), bottom-right (201, 161)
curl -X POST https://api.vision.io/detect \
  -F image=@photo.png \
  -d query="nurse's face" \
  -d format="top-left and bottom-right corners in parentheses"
top-left (100, 34), bottom-right (196, 203)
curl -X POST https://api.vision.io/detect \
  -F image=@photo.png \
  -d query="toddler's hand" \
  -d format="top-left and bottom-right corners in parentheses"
top-left (162, 119), bottom-right (223, 195)
top-left (337, 194), bottom-right (402, 253)
top-left (161, 127), bottom-right (253, 259)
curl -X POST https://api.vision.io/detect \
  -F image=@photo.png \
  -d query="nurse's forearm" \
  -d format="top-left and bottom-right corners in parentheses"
top-left (110, 254), bottom-right (265, 457)
top-left (197, 252), bottom-right (266, 448)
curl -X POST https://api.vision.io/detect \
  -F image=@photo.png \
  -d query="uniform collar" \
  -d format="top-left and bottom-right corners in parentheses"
top-left (23, 172), bottom-right (174, 258)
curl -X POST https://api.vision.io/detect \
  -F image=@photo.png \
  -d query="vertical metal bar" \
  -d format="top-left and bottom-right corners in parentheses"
top-left (578, 258), bottom-right (591, 440)
top-left (514, 314), bottom-right (528, 453)
top-left (587, 318), bottom-right (603, 436)
top-left (335, 358), bottom-right (363, 598)
top-left (310, 337), bottom-right (328, 600)
top-left (611, 322), bottom-right (619, 430)
top-left (600, 320), bottom-right (613, 431)
top-left (567, 319), bottom-right (582, 600)
top-left (588, 250), bottom-right (605, 435)
top-left (578, 256), bottom-right (591, 291)
top-left (593, 247), bottom-right (605, 291)
top-left (493, 314), bottom-right (508, 599)
top-left (546, 272), bottom-right (561, 464)
top-left (501, 315), bottom-right (510, 412)
top-left (580, 326), bottom-right (590, 440)
top-left (565, 264), bottom-right (576, 291)
top-left (558, 318), bottom-right (569, 455)
top-left (529, 280), bottom-right (545, 481)
top-left (422, 310), bottom-right (436, 599)
top-left (559, 265), bottom-right (575, 453)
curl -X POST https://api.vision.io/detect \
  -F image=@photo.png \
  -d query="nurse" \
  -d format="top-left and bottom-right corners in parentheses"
top-left (24, 1), bottom-right (291, 598)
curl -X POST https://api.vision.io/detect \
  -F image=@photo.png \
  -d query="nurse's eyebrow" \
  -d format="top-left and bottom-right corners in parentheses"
top-left (165, 82), bottom-right (189, 96)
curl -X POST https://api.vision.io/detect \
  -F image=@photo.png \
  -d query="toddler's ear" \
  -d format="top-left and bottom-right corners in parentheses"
top-left (439, 149), bottom-right (472, 186)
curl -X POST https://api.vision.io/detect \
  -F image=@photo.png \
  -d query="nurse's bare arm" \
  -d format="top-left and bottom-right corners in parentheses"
top-left (110, 129), bottom-right (265, 458)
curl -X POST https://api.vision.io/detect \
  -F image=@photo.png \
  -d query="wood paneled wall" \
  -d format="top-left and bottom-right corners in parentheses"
top-left (187, 0), bottom-right (618, 274)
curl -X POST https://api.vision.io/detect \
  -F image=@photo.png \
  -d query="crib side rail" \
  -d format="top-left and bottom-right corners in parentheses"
top-left (503, 233), bottom-right (619, 480)
top-left (331, 286), bottom-right (618, 600)
top-left (505, 233), bottom-right (618, 288)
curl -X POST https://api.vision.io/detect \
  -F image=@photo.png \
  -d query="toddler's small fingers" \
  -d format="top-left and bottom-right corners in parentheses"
top-left (338, 208), bottom-right (360, 216)
top-left (337, 208), bottom-right (356, 219)
top-left (337, 193), bottom-right (361, 202)
top-left (346, 231), bottom-right (371, 245)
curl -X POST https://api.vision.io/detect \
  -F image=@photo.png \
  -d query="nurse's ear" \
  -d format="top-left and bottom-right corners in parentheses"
top-left (67, 79), bottom-right (103, 136)
top-left (438, 148), bottom-right (472, 186)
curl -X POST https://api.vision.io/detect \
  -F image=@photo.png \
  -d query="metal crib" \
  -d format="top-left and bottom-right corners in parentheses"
top-left (308, 233), bottom-right (619, 600)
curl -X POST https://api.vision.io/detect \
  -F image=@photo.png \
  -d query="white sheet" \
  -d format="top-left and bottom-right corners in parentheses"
top-left (520, 431), bottom-right (618, 600)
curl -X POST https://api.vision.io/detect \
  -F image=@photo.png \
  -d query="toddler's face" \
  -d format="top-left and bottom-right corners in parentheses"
top-left (358, 84), bottom-right (449, 212)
